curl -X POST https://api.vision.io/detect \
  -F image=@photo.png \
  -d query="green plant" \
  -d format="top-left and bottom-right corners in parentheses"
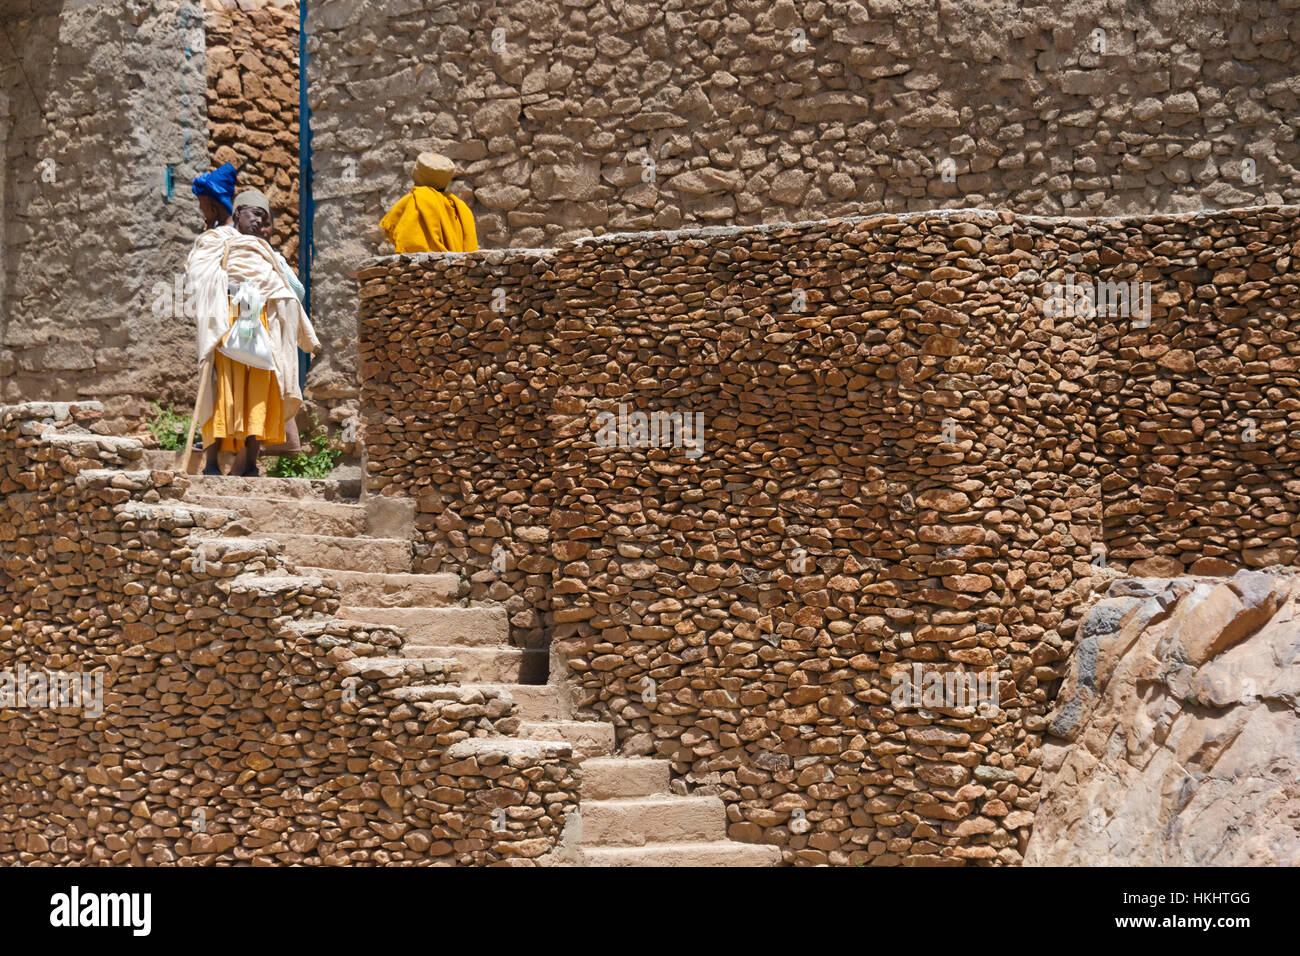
top-left (147, 401), bottom-right (190, 451)
top-left (266, 415), bottom-right (342, 479)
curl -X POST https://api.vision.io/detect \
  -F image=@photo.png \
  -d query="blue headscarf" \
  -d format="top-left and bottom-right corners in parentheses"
top-left (191, 163), bottom-right (238, 216)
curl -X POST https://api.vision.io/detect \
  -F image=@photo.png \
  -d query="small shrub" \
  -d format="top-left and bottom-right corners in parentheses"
top-left (266, 415), bottom-right (342, 479)
top-left (147, 401), bottom-right (190, 451)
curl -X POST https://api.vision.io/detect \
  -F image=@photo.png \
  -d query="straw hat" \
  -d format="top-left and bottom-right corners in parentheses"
top-left (413, 151), bottom-right (455, 190)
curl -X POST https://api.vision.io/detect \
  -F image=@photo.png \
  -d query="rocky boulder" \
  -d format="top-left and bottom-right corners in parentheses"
top-left (1026, 571), bottom-right (1300, 866)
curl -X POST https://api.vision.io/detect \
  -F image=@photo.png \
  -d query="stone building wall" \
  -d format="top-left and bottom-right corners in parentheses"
top-left (0, 400), bottom-right (579, 865)
top-left (0, 0), bottom-right (209, 431)
top-left (1095, 206), bottom-right (1300, 573)
top-left (312, 0), bottom-right (1300, 395)
top-left (357, 203), bottom-right (1300, 864)
top-left (203, 0), bottom-right (299, 266)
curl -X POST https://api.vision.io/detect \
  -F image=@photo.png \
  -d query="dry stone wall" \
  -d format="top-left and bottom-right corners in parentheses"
top-left (1094, 205), bottom-right (1300, 574)
top-left (203, 0), bottom-right (300, 266)
top-left (0, 401), bottom-right (579, 865)
top-left (312, 0), bottom-right (1300, 392)
top-left (0, 0), bottom-right (209, 431)
top-left (358, 203), bottom-right (1300, 864)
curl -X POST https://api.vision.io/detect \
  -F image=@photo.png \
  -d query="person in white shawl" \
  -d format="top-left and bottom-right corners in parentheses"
top-left (238, 193), bottom-right (311, 459)
top-left (186, 189), bottom-right (320, 476)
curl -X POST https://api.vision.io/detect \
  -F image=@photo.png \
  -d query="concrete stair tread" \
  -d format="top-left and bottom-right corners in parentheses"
top-left (190, 534), bottom-right (282, 553)
top-left (275, 531), bottom-right (412, 572)
top-left (579, 756), bottom-right (671, 798)
top-left (273, 530), bottom-right (406, 546)
top-left (402, 644), bottom-right (522, 657)
top-left (299, 568), bottom-right (462, 606)
top-left (518, 719), bottom-right (616, 758)
top-left (182, 493), bottom-right (366, 536)
top-left (384, 682), bottom-right (567, 719)
top-left (339, 655), bottom-right (456, 679)
top-left (43, 432), bottom-right (140, 452)
top-left (183, 473), bottom-right (361, 500)
top-left (402, 645), bottom-right (532, 682)
top-left (584, 794), bottom-right (723, 808)
top-left (338, 605), bottom-right (510, 645)
top-left (579, 794), bottom-right (728, 846)
top-left (463, 683), bottom-right (571, 719)
top-left (76, 468), bottom-right (153, 482)
top-left (579, 841), bottom-right (782, 867)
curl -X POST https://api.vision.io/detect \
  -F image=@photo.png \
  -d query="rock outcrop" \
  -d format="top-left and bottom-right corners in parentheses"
top-left (1026, 570), bottom-right (1300, 866)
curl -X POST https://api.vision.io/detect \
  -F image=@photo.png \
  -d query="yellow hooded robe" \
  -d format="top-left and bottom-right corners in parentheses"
top-left (381, 186), bottom-right (479, 254)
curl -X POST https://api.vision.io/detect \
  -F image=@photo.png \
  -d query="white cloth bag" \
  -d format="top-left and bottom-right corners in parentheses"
top-left (218, 273), bottom-right (276, 371)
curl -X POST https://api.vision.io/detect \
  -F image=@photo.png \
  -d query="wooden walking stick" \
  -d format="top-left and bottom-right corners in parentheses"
top-left (176, 354), bottom-right (213, 473)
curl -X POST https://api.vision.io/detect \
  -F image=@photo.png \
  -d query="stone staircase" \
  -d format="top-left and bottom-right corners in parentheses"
top-left (178, 471), bottom-right (780, 867)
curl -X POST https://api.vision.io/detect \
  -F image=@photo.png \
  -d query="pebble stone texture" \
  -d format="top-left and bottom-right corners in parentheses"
top-left (0, 402), bottom-right (580, 865)
top-left (203, 0), bottom-right (301, 267)
top-left (309, 0), bottom-right (1300, 396)
top-left (359, 204), bottom-right (1300, 864)
top-left (0, 0), bottom-right (209, 432)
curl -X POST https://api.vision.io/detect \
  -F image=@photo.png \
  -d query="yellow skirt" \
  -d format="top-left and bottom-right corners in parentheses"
top-left (202, 308), bottom-right (285, 452)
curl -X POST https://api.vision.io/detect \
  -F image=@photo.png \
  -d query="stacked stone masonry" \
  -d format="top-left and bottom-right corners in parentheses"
top-left (0, 402), bottom-right (580, 865)
top-left (203, 0), bottom-right (300, 266)
top-left (359, 204), bottom-right (1300, 865)
top-left (309, 0), bottom-right (1300, 392)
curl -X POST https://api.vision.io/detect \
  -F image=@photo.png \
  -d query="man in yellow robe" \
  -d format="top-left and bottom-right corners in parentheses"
top-left (380, 152), bottom-right (479, 254)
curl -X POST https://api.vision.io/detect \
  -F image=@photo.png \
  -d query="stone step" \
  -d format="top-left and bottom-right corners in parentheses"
top-left (118, 500), bottom-right (239, 530)
top-left (337, 605), bottom-right (509, 646)
top-left (183, 493), bottom-right (367, 537)
top-left (228, 572), bottom-right (326, 597)
top-left (385, 682), bottom-right (570, 720)
top-left (444, 737), bottom-right (573, 762)
top-left (471, 683), bottom-right (572, 720)
top-left (382, 684), bottom-right (513, 715)
top-left (298, 568), bottom-right (462, 607)
top-left (579, 795), bottom-right (728, 847)
top-left (273, 531), bottom-right (411, 572)
top-left (580, 757), bottom-right (671, 799)
top-left (579, 841), bottom-right (782, 867)
top-left (337, 655), bottom-right (456, 683)
top-left (143, 447), bottom-right (203, 474)
top-left (281, 617), bottom-right (403, 645)
top-left (183, 473), bottom-right (361, 501)
top-left (401, 645), bottom-right (533, 683)
top-left (518, 720), bottom-right (617, 759)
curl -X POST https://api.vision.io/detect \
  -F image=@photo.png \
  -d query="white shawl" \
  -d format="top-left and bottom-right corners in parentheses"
top-left (186, 225), bottom-right (321, 427)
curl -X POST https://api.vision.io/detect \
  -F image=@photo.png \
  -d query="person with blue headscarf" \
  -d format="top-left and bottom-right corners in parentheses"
top-left (192, 162), bottom-right (238, 230)
top-left (178, 165), bottom-right (320, 476)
